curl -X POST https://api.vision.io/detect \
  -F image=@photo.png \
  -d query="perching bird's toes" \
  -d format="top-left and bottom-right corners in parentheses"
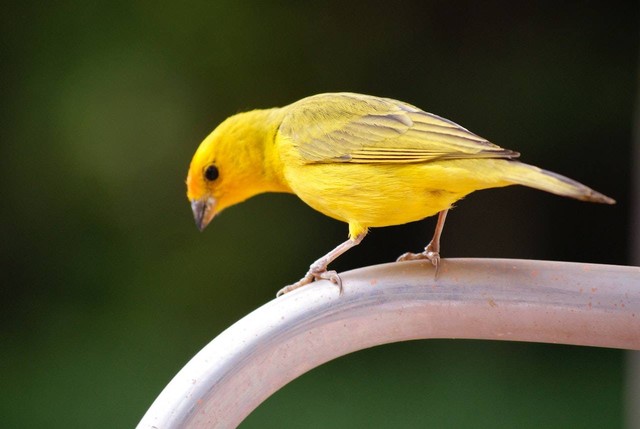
top-left (276, 268), bottom-right (343, 297)
top-left (396, 251), bottom-right (421, 262)
top-left (396, 248), bottom-right (441, 276)
top-left (318, 270), bottom-right (343, 294)
top-left (276, 273), bottom-right (313, 297)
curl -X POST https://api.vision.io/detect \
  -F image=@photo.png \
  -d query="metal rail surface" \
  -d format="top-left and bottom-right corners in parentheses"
top-left (137, 258), bottom-right (640, 428)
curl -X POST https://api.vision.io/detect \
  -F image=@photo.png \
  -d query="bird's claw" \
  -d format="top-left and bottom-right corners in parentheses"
top-left (319, 270), bottom-right (342, 292)
top-left (276, 274), bottom-right (313, 297)
top-left (396, 250), bottom-right (439, 265)
top-left (276, 268), bottom-right (343, 297)
top-left (396, 246), bottom-right (441, 276)
top-left (396, 251), bottom-right (419, 262)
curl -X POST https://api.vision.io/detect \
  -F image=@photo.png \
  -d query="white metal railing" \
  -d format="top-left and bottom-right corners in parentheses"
top-left (136, 258), bottom-right (640, 428)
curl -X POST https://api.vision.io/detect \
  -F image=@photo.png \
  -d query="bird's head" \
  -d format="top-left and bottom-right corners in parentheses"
top-left (186, 141), bottom-right (221, 232)
top-left (186, 110), bottom-right (285, 231)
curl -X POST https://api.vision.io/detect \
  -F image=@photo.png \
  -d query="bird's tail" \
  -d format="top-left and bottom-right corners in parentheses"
top-left (502, 161), bottom-right (615, 204)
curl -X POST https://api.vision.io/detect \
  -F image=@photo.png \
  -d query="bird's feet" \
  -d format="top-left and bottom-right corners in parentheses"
top-left (396, 244), bottom-right (441, 275)
top-left (276, 262), bottom-right (342, 297)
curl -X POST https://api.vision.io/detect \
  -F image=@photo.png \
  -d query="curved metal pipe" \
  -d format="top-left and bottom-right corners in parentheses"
top-left (137, 258), bottom-right (640, 428)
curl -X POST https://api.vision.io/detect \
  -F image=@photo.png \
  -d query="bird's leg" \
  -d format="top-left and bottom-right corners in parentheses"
top-left (277, 232), bottom-right (366, 297)
top-left (397, 210), bottom-right (449, 274)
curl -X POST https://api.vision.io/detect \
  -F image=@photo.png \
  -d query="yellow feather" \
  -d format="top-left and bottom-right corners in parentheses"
top-left (186, 92), bottom-right (614, 291)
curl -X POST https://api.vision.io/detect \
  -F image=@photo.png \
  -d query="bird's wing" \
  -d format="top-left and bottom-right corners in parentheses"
top-left (278, 93), bottom-right (519, 164)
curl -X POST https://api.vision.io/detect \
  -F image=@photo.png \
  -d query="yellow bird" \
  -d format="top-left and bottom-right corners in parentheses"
top-left (186, 92), bottom-right (614, 296)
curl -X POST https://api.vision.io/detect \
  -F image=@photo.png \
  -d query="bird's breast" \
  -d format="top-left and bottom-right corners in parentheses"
top-left (282, 162), bottom-right (470, 228)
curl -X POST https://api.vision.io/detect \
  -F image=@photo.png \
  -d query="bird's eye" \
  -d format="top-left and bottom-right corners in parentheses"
top-left (204, 165), bottom-right (219, 181)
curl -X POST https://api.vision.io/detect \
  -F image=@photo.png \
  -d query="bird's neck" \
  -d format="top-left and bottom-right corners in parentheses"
top-left (227, 108), bottom-right (292, 195)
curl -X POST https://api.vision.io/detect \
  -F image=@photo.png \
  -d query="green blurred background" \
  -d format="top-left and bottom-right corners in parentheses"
top-left (2, 1), bottom-right (637, 428)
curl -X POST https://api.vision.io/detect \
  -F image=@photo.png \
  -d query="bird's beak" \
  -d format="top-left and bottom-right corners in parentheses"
top-left (191, 197), bottom-right (217, 232)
